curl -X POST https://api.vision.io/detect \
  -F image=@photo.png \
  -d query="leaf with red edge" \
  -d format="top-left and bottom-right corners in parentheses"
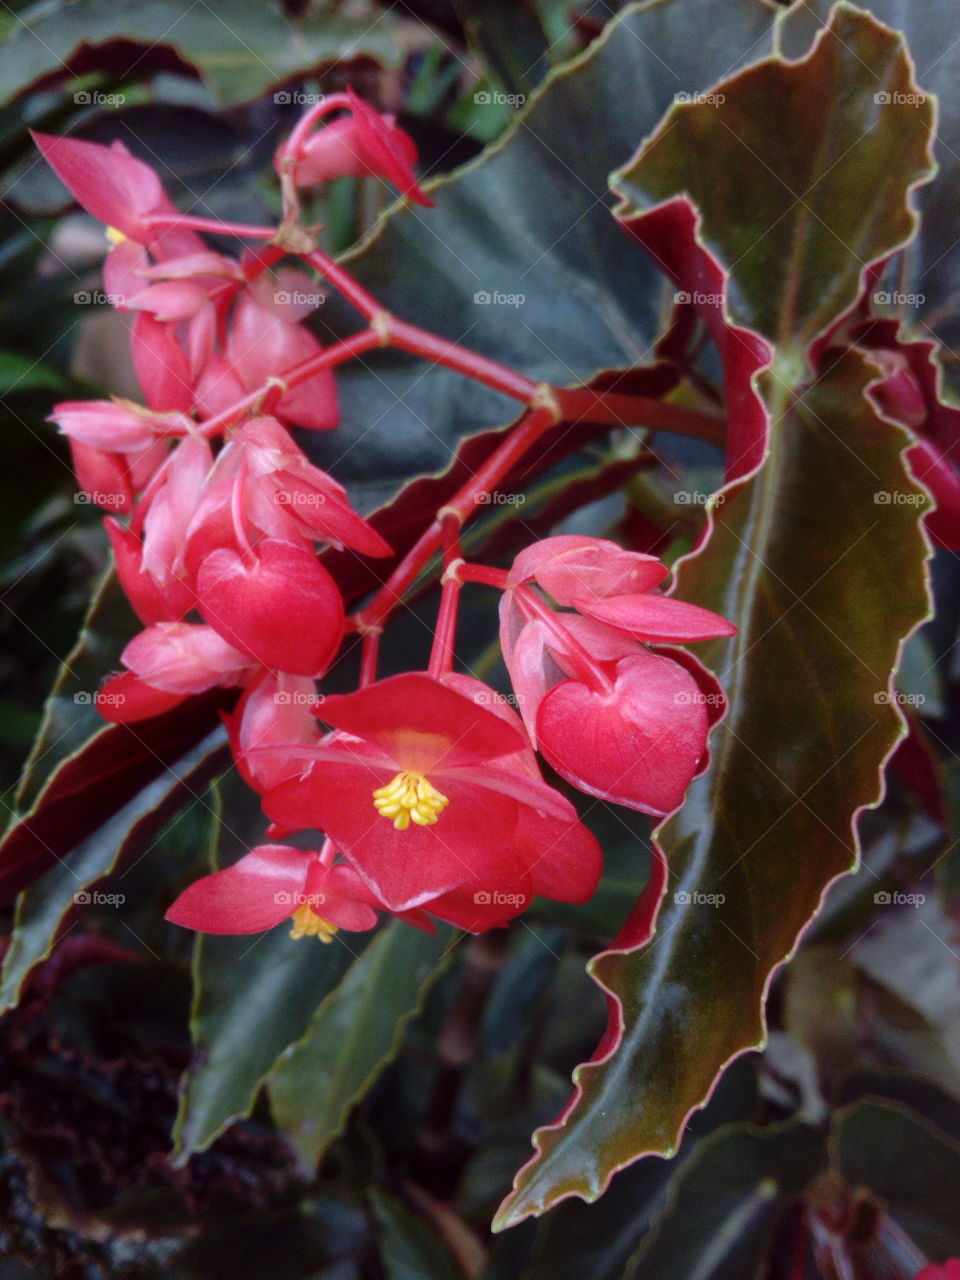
top-left (494, 5), bottom-right (936, 1227)
top-left (0, 570), bottom-right (230, 907)
top-left (0, 725), bottom-right (227, 1012)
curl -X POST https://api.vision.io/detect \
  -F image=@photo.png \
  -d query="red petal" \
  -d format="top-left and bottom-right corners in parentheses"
top-left (105, 517), bottom-right (191, 626)
top-left (131, 313), bottom-right (194, 413)
top-left (122, 623), bottom-right (251, 694)
top-left (536, 652), bottom-right (711, 816)
top-left (166, 844), bottom-right (312, 934)
top-left (305, 862), bottom-right (380, 932)
top-left (196, 539), bottom-right (344, 676)
top-left (510, 534), bottom-right (667, 601)
top-left (68, 440), bottom-right (133, 513)
top-left (575, 592), bottom-right (737, 642)
top-left (32, 131), bottom-right (164, 238)
top-left (317, 672), bottom-right (525, 771)
top-left (228, 293), bottom-right (339, 431)
top-left (94, 671), bottom-right (185, 723)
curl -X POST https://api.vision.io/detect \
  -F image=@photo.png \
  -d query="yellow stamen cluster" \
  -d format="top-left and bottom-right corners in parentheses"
top-left (373, 770), bottom-right (449, 831)
top-left (105, 225), bottom-right (127, 246)
top-left (289, 903), bottom-right (339, 942)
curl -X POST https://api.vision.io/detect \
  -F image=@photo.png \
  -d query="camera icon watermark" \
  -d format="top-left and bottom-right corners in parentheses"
top-left (74, 490), bottom-right (127, 507)
top-left (74, 289), bottom-right (126, 307)
top-left (276, 490), bottom-right (327, 507)
top-left (673, 890), bottom-right (725, 906)
top-left (473, 289), bottom-right (525, 308)
top-left (874, 491), bottom-right (925, 506)
top-left (273, 690), bottom-right (324, 706)
top-left (73, 890), bottom-right (125, 906)
top-left (274, 91), bottom-right (325, 106)
top-left (674, 691), bottom-right (725, 706)
top-left (475, 491), bottom-right (526, 506)
top-left (274, 289), bottom-right (326, 307)
top-left (74, 90), bottom-right (125, 107)
top-left (473, 889), bottom-right (527, 906)
top-left (872, 290), bottom-right (925, 306)
top-left (673, 290), bottom-right (723, 306)
top-left (473, 90), bottom-right (525, 108)
top-left (273, 891), bottom-right (326, 905)
top-left (874, 91), bottom-right (925, 106)
top-left (74, 689), bottom-right (127, 708)
top-left (874, 890), bottom-right (925, 906)
top-left (873, 691), bottom-right (925, 706)
top-left (674, 490), bottom-right (725, 506)
top-left (674, 91), bottom-right (725, 107)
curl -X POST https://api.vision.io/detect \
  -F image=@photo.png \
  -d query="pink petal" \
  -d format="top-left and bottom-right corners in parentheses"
top-left (317, 672), bottom-right (525, 772)
top-left (536, 651), bottom-right (711, 815)
top-left (575, 592), bottom-right (737, 643)
top-left (510, 534), bottom-right (667, 601)
top-left (166, 844), bottom-right (313, 934)
top-left (196, 539), bottom-right (344, 676)
top-left (122, 622), bottom-right (251, 694)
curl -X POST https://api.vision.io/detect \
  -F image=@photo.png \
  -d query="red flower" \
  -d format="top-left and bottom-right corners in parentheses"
top-left (261, 672), bottom-right (601, 924)
top-left (166, 844), bottom-right (383, 941)
top-left (914, 1263), bottom-right (960, 1280)
top-left (31, 132), bottom-right (204, 258)
top-left (282, 88), bottom-right (433, 207)
top-left (501, 536), bottom-right (735, 816)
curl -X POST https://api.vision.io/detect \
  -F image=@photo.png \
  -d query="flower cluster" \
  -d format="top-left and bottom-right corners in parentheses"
top-left (40, 97), bottom-right (735, 946)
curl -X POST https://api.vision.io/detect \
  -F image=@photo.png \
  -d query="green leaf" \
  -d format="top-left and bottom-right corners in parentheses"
top-left (176, 922), bottom-right (371, 1157)
top-left (1, 567), bottom-right (227, 906)
top-left (495, 6), bottom-right (936, 1226)
top-left (779, 0), bottom-right (960, 390)
top-left (499, 350), bottom-right (932, 1226)
top-left (834, 1098), bottom-right (960, 1256)
top-left (0, 726), bottom-right (226, 1012)
top-left (612, 2), bottom-right (934, 357)
top-left (0, 346), bottom-right (65, 393)
top-left (268, 920), bottom-right (456, 1169)
top-left (368, 1189), bottom-right (466, 1280)
top-left (0, 1), bottom-right (401, 107)
top-left (622, 1122), bottom-right (824, 1280)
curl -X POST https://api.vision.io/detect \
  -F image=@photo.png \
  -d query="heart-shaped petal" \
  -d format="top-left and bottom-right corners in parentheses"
top-left (536, 651), bottom-right (710, 815)
top-left (196, 538), bottom-right (344, 676)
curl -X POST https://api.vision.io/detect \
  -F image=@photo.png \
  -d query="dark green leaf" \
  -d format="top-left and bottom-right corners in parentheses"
top-left (268, 920), bottom-right (456, 1169)
top-left (0, 1), bottom-right (401, 107)
top-left (834, 1098), bottom-right (960, 1256)
top-left (623, 1122), bottom-right (824, 1280)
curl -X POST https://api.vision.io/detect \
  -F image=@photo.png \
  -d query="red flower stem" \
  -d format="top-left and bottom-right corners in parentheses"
top-left (241, 245), bottom-right (287, 279)
top-left (427, 513), bottom-right (463, 678)
top-left (385, 317), bottom-right (541, 404)
top-left (355, 405), bottom-right (556, 633)
top-left (144, 213), bottom-right (278, 240)
top-left (359, 629), bottom-right (381, 688)
top-left (514, 585), bottom-right (614, 694)
top-left (428, 575), bottom-right (461, 678)
top-left (305, 248), bottom-right (386, 322)
top-left (456, 563), bottom-right (509, 590)
top-left (306, 253), bottom-right (724, 442)
top-left (195, 328), bottom-right (381, 436)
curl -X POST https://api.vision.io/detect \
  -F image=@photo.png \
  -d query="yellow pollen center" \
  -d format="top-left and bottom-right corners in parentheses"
top-left (373, 770), bottom-right (449, 831)
top-left (105, 225), bottom-right (127, 246)
top-left (289, 903), bottom-right (339, 942)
